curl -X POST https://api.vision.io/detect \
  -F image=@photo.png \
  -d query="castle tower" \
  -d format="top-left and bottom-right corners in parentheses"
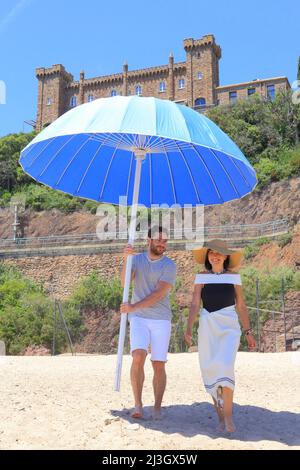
top-left (35, 64), bottom-right (73, 131)
top-left (79, 71), bottom-right (85, 105)
top-left (168, 52), bottom-right (174, 101)
top-left (183, 35), bottom-right (221, 108)
top-left (122, 61), bottom-right (128, 96)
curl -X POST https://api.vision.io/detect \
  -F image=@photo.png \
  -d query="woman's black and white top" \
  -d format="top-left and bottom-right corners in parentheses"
top-left (194, 272), bottom-right (242, 313)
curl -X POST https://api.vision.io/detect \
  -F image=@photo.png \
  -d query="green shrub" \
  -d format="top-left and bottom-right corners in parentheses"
top-left (254, 146), bottom-right (300, 188)
top-left (69, 271), bottom-right (123, 311)
top-left (0, 263), bottom-right (83, 354)
top-left (243, 238), bottom-right (271, 259)
top-left (277, 233), bottom-right (293, 248)
top-left (208, 92), bottom-right (300, 187)
top-left (83, 199), bottom-right (100, 214)
top-left (254, 158), bottom-right (281, 187)
top-left (0, 190), bottom-right (12, 206)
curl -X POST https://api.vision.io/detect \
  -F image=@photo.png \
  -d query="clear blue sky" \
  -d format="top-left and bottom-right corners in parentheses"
top-left (0, 0), bottom-right (299, 137)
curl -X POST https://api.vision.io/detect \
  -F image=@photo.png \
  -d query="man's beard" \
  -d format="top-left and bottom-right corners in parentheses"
top-left (150, 244), bottom-right (166, 256)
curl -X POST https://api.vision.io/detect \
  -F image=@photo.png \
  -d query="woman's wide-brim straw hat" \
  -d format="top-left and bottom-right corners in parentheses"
top-left (192, 239), bottom-right (243, 269)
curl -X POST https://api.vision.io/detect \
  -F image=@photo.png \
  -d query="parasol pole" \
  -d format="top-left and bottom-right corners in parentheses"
top-left (114, 149), bottom-right (146, 391)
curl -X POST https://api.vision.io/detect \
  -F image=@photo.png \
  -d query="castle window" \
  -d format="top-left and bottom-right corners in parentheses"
top-left (197, 72), bottom-right (203, 80)
top-left (178, 79), bottom-right (185, 89)
top-left (88, 94), bottom-right (94, 102)
top-left (111, 90), bottom-right (117, 97)
top-left (248, 88), bottom-right (256, 96)
top-left (194, 97), bottom-right (206, 107)
top-left (229, 91), bottom-right (237, 104)
top-left (135, 85), bottom-right (142, 96)
top-left (70, 96), bottom-right (77, 108)
top-left (46, 97), bottom-right (52, 106)
top-left (267, 84), bottom-right (275, 100)
top-left (159, 82), bottom-right (166, 92)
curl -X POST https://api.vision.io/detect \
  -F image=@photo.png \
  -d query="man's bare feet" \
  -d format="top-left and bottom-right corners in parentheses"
top-left (152, 407), bottom-right (163, 420)
top-left (131, 405), bottom-right (143, 419)
top-left (224, 417), bottom-right (236, 433)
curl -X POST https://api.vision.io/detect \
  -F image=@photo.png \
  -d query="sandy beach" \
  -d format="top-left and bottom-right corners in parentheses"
top-left (0, 352), bottom-right (299, 450)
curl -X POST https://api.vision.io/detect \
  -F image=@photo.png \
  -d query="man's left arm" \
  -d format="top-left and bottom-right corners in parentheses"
top-left (120, 263), bottom-right (176, 314)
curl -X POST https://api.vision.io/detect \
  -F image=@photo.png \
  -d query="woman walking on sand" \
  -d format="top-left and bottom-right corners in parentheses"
top-left (184, 239), bottom-right (256, 433)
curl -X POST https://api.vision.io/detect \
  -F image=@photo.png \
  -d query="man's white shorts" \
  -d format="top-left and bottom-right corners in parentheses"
top-left (129, 316), bottom-right (172, 362)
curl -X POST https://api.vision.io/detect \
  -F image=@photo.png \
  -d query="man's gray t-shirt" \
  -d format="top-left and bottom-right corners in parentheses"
top-left (128, 252), bottom-right (176, 321)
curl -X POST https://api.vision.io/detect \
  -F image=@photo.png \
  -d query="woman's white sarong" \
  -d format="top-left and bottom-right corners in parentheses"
top-left (194, 273), bottom-right (242, 400)
top-left (198, 304), bottom-right (241, 401)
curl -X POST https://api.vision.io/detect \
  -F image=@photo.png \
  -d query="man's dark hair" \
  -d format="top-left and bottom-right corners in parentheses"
top-left (204, 249), bottom-right (230, 271)
top-left (147, 225), bottom-right (169, 239)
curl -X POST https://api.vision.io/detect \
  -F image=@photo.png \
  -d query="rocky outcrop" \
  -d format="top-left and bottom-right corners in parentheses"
top-left (204, 176), bottom-right (300, 226)
top-left (1, 176), bottom-right (299, 240)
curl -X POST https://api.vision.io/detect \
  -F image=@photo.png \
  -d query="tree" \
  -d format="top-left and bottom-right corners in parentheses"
top-left (208, 92), bottom-right (299, 163)
top-left (0, 264), bottom-right (83, 354)
top-left (0, 132), bottom-right (36, 191)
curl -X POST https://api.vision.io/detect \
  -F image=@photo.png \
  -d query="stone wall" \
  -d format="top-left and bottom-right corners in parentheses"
top-left (3, 249), bottom-right (195, 300)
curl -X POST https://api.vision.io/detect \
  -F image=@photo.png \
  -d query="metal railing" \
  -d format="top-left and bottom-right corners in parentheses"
top-left (0, 218), bottom-right (289, 250)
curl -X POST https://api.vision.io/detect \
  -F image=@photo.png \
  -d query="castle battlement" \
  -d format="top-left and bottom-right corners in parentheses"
top-left (34, 34), bottom-right (289, 131)
top-left (36, 64), bottom-right (73, 82)
top-left (183, 34), bottom-right (221, 59)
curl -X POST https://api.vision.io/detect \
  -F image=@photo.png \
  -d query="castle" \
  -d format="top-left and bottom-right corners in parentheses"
top-left (35, 34), bottom-right (290, 131)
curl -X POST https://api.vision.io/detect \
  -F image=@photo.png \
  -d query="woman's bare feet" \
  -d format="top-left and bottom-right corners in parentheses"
top-left (216, 420), bottom-right (225, 432)
top-left (131, 405), bottom-right (143, 419)
top-left (213, 396), bottom-right (225, 432)
top-left (224, 417), bottom-right (236, 433)
top-left (217, 386), bottom-right (224, 409)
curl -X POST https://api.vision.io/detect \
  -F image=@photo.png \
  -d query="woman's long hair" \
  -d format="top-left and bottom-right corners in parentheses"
top-left (204, 249), bottom-right (230, 271)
